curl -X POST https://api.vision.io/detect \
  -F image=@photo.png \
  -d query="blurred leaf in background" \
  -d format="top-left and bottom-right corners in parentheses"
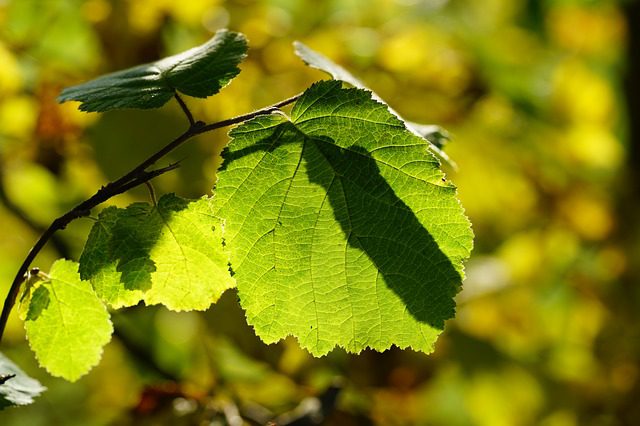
top-left (0, 0), bottom-right (637, 425)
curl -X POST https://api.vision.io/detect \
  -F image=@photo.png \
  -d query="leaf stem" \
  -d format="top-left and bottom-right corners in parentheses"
top-left (0, 93), bottom-right (302, 344)
top-left (174, 93), bottom-right (195, 126)
top-left (144, 181), bottom-right (158, 206)
top-left (196, 92), bottom-right (301, 134)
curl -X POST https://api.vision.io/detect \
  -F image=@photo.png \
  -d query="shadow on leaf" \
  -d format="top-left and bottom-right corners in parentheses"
top-left (25, 286), bottom-right (50, 321)
top-left (307, 140), bottom-right (461, 329)
top-left (223, 121), bottom-right (462, 330)
top-left (80, 197), bottom-right (190, 303)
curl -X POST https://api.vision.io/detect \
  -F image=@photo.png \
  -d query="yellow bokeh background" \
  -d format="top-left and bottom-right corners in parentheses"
top-left (1, 0), bottom-right (638, 424)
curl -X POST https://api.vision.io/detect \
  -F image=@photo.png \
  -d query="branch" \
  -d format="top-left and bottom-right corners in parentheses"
top-left (0, 93), bottom-right (302, 344)
top-left (124, 91), bottom-right (302, 181)
top-left (196, 92), bottom-right (301, 134)
top-left (0, 164), bottom-right (180, 342)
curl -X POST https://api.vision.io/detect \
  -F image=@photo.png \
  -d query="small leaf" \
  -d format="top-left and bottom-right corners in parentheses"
top-left (0, 352), bottom-right (46, 409)
top-left (79, 207), bottom-right (143, 308)
top-left (214, 81), bottom-right (473, 355)
top-left (294, 41), bottom-right (365, 90)
top-left (24, 260), bottom-right (113, 381)
top-left (79, 195), bottom-right (234, 311)
top-left (58, 29), bottom-right (247, 112)
top-left (293, 41), bottom-right (455, 167)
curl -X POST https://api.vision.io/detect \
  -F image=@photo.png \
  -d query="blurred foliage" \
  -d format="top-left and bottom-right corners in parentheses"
top-left (0, 0), bottom-right (637, 424)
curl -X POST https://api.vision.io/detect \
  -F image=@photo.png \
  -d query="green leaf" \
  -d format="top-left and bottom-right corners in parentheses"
top-left (293, 41), bottom-right (365, 90)
top-left (293, 41), bottom-right (455, 167)
top-left (0, 352), bottom-right (46, 409)
top-left (214, 81), bottom-right (473, 355)
top-left (79, 207), bottom-right (144, 308)
top-left (24, 260), bottom-right (113, 381)
top-left (58, 29), bottom-right (247, 112)
top-left (79, 194), bottom-right (234, 311)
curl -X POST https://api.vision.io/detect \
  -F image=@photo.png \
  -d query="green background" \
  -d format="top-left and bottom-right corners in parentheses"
top-left (0, 0), bottom-right (637, 424)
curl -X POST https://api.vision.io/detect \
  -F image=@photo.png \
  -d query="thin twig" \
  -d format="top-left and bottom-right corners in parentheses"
top-left (0, 160), bottom-right (183, 380)
top-left (196, 92), bottom-right (302, 134)
top-left (0, 374), bottom-right (16, 385)
top-left (0, 164), bottom-right (180, 341)
top-left (144, 182), bottom-right (157, 206)
top-left (125, 92), bottom-right (302, 180)
top-left (174, 94), bottom-right (195, 126)
top-left (0, 93), bottom-right (302, 344)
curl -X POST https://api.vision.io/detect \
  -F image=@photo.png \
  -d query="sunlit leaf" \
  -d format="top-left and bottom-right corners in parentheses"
top-left (79, 195), bottom-right (234, 311)
top-left (78, 207), bottom-right (143, 308)
top-left (294, 41), bottom-right (454, 166)
top-left (24, 260), bottom-right (113, 381)
top-left (214, 80), bottom-right (473, 355)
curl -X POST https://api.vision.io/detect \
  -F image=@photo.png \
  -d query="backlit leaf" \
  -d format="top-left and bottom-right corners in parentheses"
top-left (79, 194), bottom-right (234, 311)
top-left (294, 41), bottom-right (454, 166)
top-left (78, 207), bottom-right (143, 308)
top-left (24, 260), bottom-right (113, 381)
top-left (214, 81), bottom-right (473, 355)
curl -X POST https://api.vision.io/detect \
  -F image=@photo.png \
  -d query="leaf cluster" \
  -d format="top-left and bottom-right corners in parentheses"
top-left (1, 29), bottom-right (472, 406)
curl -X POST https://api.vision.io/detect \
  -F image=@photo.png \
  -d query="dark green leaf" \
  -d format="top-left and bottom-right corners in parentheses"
top-left (58, 29), bottom-right (247, 112)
